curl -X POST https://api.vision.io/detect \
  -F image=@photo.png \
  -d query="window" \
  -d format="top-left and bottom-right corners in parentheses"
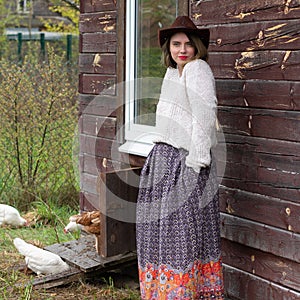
top-left (18, 0), bottom-right (31, 13)
top-left (119, 0), bottom-right (181, 157)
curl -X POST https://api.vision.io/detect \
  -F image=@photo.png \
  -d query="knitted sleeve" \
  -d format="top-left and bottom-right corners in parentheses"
top-left (184, 60), bottom-right (217, 172)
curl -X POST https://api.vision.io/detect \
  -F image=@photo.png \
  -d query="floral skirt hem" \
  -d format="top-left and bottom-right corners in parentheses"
top-left (139, 259), bottom-right (224, 299)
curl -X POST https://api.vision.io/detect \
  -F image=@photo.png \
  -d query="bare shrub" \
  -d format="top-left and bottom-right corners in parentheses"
top-left (0, 46), bottom-right (79, 208)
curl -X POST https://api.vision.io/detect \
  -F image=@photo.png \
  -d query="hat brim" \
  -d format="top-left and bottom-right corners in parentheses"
top-left (158, 28), bottom-right (210, 49)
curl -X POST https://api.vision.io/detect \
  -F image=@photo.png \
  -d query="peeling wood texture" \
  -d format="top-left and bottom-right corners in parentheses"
top-left (79, 54), bottom-right (116, 74)
top-left (211, 50), bottom-right (300, 80)
top-left (208, 20), bottom-right (300, 51)
top-left (79, 12), bottom-right (117, 33)
top-left (192, 0), bottom-right (300, 24)
top-left (79, 74), bottom-right (116, 94)
top-left (80, 154), bottom-right (122, 176)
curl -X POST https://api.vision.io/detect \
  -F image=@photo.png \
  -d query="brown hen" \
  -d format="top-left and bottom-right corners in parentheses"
top-left (68, 210), bottom-right (101, 252)
top-left (69, 211), bottom-right (101, 235)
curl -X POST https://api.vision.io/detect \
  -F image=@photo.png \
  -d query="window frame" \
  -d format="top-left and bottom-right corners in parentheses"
top-left (118, 0), bottom-right (188, 157)
top-left (17, 0), bottom-right (31, 13)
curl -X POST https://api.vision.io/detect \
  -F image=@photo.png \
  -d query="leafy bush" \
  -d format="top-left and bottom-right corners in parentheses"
top-left (0, 45), bottom-right (79, 209)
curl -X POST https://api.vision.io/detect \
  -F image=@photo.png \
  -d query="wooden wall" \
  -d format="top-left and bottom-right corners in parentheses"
top-left (79, 0), bottom-right (300, 298)
top-left (192, 0), bottom-right (300, 298)
top-left (79, 0), bottom-right (125, 211)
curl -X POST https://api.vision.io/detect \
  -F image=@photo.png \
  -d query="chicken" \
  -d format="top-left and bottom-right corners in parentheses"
top-left (0, 204), bottom-right (28, 227)
top-left (13, 238), bottom-right (70, 276)
top-left (67, 211), bottom-right (101, 251)
top-left (63, 221), bottom-right (83, 233)
top-left (68, 211), bottom-right (101, 235)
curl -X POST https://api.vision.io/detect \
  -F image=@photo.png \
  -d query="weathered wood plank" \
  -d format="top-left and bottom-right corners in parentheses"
top-left (81, 172), bottom-right (98, 195)
top-left (80, 191), bottom-right (99, 211)
top-left (45, 237), bottom-right (102, 270)
top-left (222, 134), bottom-right (300, 164)
top-left (222, 239), bottom-right (300, 291)
top-left (79, 135), bottom-right (120, 159)
top-left (217, 137), bottom-right (300, 178)
top-left (79, 94), bottom-right (117, 117)
top-left (80, 0), bottom-right (116, 13)
top-left (82, 167), bottom-right (138, 197)
top-left (98, 168), bottom-right (140, 257)
top-left (80, 166), bottom-right (140, 208)
top-left (31, 266), bottom-right (83, 290)
top-left (79, 53), bottom-right (116, 74)
top-left (220, 186), bottom-right (300, 233)
top-left (219, 107), bottom-right (300, 142)
top-left (220, 177), bottom-right (300, 205)
top-left (79, 11), bottom-right (116, 33)
top-left (216, 79), bottom-right (300, 111)
top-left (80, 32), bottom-right (116, 53)
top-left (45, 236), bottom-right (137, 272)
top-left (217, 134), bottom-right (300, 201)
top-left (80, 114), bottom-right (116, 139)
top-left (210, 50), bottom-right (300, 80)
top-left (223, 264), bottom-right (300, 300)
top-left (79, 74), bottom-right (116, 95)
top-left (80, 153), bottom-right (122, 175)
top-left (221, 213), bottom-right (300, 263)
top-left (207, 19), bottom-right (300, 51)
top-left (192, 0), bottom-right (300, 25)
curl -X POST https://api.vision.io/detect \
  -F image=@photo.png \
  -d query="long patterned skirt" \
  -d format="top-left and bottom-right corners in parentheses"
top-left (136, 143), bottom-right (224, 299)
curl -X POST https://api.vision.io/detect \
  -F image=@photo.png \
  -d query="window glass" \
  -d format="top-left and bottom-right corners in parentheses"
top-left (120, 0), bottom-right (179, 157)
top-left (18, 0), bottom-right (31, 13)
top-left (135, 0), bottom-right (177, 126)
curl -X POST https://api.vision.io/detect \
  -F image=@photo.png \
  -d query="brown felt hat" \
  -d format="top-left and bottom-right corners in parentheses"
top-left (158, 16), bottom-right (210, 49)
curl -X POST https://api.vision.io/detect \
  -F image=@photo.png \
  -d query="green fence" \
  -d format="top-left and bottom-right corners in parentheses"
top-left (5, 31), bottom-right (78, 63)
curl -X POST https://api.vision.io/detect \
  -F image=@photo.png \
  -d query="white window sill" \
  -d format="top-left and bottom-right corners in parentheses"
top-left (118, 140), bottom-right (154, 157)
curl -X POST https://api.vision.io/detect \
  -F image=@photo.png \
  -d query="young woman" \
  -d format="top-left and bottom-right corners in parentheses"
top-left (136, 16), bottom-right (225, 299)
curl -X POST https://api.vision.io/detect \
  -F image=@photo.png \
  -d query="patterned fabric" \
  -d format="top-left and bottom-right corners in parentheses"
top-left (136, 143), bottom-right (224, 300)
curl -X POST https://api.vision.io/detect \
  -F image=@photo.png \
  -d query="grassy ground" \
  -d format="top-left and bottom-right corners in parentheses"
top-left (0, 204), bottom-right (140, 300)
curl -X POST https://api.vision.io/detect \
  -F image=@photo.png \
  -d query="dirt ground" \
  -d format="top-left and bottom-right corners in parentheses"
top-left (0, 209), bottom-right (141, 299)
top-left (1, 251), bottom-right (141, 300)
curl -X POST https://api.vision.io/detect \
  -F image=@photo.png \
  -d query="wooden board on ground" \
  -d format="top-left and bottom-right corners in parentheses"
top-left (28, 235), bottom-right (137, 289)
top-left (30, 266), bottom-right (83, 290)
top-left (45, 235), bottom-right (137, 273)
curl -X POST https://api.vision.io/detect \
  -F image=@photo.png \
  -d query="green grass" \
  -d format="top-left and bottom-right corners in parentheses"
top-left (0, 201), bottom-right (77, 299)
top-left (0, 201), bottom-right (140, 299)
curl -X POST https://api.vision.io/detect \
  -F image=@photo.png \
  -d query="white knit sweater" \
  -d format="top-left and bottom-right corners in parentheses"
top-left (154, 59), bottom-right (217, 172)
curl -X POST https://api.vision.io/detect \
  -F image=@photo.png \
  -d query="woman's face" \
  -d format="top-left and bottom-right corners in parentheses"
top-left (170, 32), bottom-right (196, 72)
